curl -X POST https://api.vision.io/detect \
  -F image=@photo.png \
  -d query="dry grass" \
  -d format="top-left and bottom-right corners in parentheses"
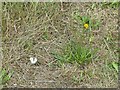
top-left (1, 2), bottom-right (118, 88)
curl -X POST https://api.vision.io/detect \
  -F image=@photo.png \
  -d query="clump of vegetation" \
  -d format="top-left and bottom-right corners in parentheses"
top-left (108, 62), bottom-right (119, 73)
top-left (0, 68), bottom-right (13, 85)
top-left (112, 62), bottom-right (119, 73)
top-left (101, 1), bottom-right (120, 9)
top-left (51, 40), bottom-right (97, 66)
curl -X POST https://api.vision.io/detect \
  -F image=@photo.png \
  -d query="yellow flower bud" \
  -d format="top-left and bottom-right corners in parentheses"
top-left (84, 23), bottom-right (89, 29)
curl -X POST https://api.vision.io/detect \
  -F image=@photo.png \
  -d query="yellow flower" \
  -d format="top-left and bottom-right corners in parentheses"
top-left (84, 23), bottom-right (89, 29)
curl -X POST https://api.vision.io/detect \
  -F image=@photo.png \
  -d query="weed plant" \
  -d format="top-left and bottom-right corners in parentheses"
top-left (0, 68), bottom-right (13, 85)
top-left (51, 39), bottom-right (97, 66)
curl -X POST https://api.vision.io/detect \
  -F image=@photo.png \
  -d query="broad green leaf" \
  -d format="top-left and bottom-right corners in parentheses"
top-left (112, 62), bottom-right (118, 72)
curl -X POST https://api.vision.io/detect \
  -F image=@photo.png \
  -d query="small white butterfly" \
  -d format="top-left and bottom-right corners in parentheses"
top-left (30, 57), bottom-right (37, 64)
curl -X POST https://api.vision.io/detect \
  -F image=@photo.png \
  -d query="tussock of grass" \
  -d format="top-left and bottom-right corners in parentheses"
top-left (0, 68), bottom-right (13, 85)
top-left (51, 39), bottom-right (97, 66)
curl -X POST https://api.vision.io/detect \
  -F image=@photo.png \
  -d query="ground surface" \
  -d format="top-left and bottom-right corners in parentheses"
top-left (2, 2), bottom-right (119, 88)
